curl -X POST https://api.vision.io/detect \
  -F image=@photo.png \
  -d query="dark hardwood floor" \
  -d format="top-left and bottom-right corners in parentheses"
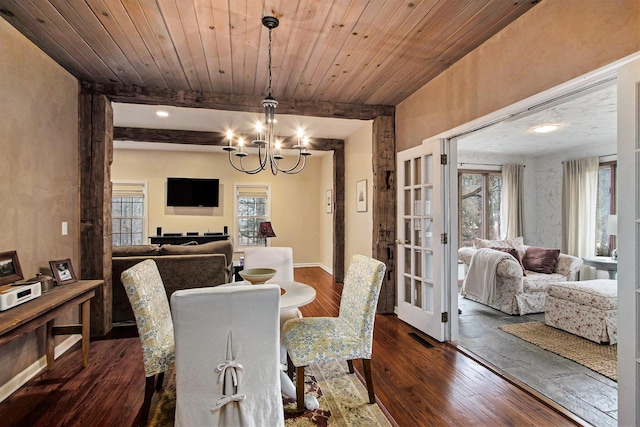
top-left (0, 267), bottom-right (579, 426)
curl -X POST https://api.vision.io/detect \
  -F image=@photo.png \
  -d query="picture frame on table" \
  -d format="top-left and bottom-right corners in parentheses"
top-left (49, 258), bottom-right (78, 285)
top-left (0, 250), bottom-right (23, 286)
top-left (356, 179), bottom-right (367, 212)
top-left (326, 189), bottom-right (332, 213)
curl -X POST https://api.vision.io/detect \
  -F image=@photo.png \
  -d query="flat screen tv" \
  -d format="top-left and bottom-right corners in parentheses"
top-left (167, 177), bottom-right (219, 207)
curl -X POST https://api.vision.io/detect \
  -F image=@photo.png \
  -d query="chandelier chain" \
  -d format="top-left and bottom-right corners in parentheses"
top-left (267, 26), bottom-right (273, 97)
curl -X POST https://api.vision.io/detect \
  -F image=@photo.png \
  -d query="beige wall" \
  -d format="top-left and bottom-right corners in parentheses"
top-left (345, 122), bottom-right (374, 270)
top-left (0, 19), bottom-right (79, 392)
top-left (396, 0), bottom-right (640, 151)
top-left (111, 149), bottom-right (323, 264)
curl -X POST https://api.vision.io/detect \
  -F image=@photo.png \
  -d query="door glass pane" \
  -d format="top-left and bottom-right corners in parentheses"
top-left (424, 154), bottom-right (433, 184)
top-left (424, 282), bottom-right (434, 312)
top-left (404, 160), bottom-right (411, 186)
top-left (404, 276), bottom-right (411, 304)
top-left (415, 281), bottom-right (423, 308)
top-left (415, 250), bottom-right (422, 277)
top-left (404, 247), bottom-right (411, 273)
top-left (414, 219), bottom-right (422, 246)
top-left (404, 219), bottom-right (411, 242)
top-left (413, 157), bottom-right (421, 185)
top-left (424, 251), bottom-right (433, 281)
top-left (423, 219), bottom-right (433, 248)
top-left (404, 190), bottom-right (411, 216)
top-left (414, 188), bottom-right (422, 215)
top-left (423, 188), bottom-right (432, 215)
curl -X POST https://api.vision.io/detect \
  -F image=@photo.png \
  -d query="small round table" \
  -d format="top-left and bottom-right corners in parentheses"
top-left (582, 256), bottom-right (617, 279)
top-left (272, 280), bottom-right (316, 311)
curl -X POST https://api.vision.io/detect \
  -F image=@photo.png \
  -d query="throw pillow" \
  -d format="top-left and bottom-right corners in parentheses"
top-left (491, 247), bottom-right (526, 275)
top-left (474, 236), bottom-right (525, 259)
top-left (522, 247), bottom-right (560, 274)
top-left (160, 240), bottom-right (233, 266)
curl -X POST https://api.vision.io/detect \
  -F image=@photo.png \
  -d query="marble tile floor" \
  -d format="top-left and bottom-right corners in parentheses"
top-left (457, 296), bottom-right (617, 427)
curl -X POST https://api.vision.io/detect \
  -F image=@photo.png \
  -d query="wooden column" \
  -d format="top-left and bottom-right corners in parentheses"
top-left (333, 145), bottom-right (345, 282)
top-left (79, 93), bottom-right (113, 336)
top-left (372, 115), bottom-right (396, 313)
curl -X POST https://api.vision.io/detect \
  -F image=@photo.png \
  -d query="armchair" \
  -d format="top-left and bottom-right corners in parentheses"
top-left (459, 244), bottom-right (582, 315)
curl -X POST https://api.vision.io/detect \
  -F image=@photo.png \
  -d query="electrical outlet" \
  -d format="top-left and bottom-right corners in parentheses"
top-left (62, 222), bottom-right (68, 236)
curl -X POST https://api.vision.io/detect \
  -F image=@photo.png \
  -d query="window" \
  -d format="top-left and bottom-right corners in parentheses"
top-left (235, 185), bottom-right (271, 247)
top-left (458, 171), bottom-right (502, 247)
top-left (112, 182), bottom-right (147, 247)
top-left (596, 162), bottom-right (617, 255)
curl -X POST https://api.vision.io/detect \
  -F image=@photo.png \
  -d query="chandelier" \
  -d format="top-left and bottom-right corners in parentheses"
top-left (224, 16), bottom-right (311, 175)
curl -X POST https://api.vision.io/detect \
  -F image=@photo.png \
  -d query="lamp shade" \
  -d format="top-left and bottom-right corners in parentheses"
top-left (257, 221), bottom-right (276, 238)
top-left (607, 214), bottom-right (617, 236)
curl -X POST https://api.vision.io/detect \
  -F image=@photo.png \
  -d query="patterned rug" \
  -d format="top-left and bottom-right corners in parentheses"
top-left (499, 321), bottom-right (617, 381)
top-left (148, 360), bottom-right (393, 426)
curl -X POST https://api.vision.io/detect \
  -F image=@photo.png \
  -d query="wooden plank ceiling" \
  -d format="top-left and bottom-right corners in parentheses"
top-left (0, 0), bottom-right (538, 107)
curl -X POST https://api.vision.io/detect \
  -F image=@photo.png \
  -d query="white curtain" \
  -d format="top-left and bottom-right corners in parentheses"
top-left (500, 164), bottom-right (525, 239)
top-left (562, 157), bottom-right (599, 258)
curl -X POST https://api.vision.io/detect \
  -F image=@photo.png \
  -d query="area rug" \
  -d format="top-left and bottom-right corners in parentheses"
top-left (499, 321), bottom-right (617, 381)
top-left (147, 360), bottom-right (393, 426)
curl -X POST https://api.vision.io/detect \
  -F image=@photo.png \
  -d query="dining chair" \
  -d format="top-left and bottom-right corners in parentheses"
top-left (120, 259), bottom-right (175, 426)
top-left (283, 254), bottom-right (386, 410)
top-left (243, 246), bottom-right (302, 362)
top-left (170, 284), bottom-right (284, 427)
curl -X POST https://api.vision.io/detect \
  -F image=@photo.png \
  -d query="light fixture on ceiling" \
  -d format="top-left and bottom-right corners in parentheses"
top-left (531, 124), bottom-right (560, 133)
top-left (156, 110), bottom-right (169, 117)
top-left (223, 16), bottom-right (310, 175)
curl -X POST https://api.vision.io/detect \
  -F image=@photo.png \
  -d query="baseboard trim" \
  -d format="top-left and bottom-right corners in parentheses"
top-left (0, 335), bottom-right (81, 403)
top-left (293, 263), bottom-right (333, 275)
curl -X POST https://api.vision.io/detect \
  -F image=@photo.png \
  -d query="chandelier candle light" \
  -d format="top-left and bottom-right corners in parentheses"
top-left (224, 16), bottom-right (311, 175)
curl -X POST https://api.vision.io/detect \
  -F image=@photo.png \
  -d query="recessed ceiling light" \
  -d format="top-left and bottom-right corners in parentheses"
top-left (156, 110), bottom-right (169, 118)
top-left (531, 124), bottom-right (560, 133)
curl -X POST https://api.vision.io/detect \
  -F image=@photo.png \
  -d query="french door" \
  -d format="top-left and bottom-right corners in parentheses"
top-left (396, 139), bottom-right (451, 341)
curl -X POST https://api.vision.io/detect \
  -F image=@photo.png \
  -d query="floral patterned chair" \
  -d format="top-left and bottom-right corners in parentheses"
top-left (282, 254), bottom-right (386, 411)
top-left (121, 259), bottom-right (175, 426)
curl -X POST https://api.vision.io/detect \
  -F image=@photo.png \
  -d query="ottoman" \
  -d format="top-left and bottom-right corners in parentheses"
top-left (544, 279), bottom-right (617, 344)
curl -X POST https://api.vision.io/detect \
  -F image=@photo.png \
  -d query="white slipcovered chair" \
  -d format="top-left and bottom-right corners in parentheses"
top-left (120, 259), bottom-right (175, 426)
top-left (283, 254), bottom-right (386, 411)
top-left (243, 247), bottom-right (302, 362)
top-left (170, 284), bottom-right (283, 427)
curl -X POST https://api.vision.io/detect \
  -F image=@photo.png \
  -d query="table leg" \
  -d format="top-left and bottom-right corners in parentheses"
top-left (81, 300), bottom-right (90, 367)
top-left (46, 320), bottom-right (55, 370)
top-left (609, 270), bottom-right (617, 279)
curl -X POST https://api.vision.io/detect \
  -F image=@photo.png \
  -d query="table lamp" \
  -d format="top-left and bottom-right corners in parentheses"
top-left (257, 221), bottom-right (276, 246)
top-left (607, 214), bottom-right (617, 260)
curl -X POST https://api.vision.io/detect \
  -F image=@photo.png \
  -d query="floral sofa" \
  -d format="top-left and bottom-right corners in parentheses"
top-left (458, 237), bottom-right (583, 315)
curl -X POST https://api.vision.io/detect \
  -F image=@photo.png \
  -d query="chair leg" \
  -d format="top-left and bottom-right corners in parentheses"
top-left (156, 371), bottom-right (165, 391)
top-left (296, 366), bottom-right (306, 411)
top-left (363, 359), bottom-right (375, 404)
top-left (347, 359), bottom-right (354, 374)
top-left (140, 375), bottom-right (156, 426)
top-left (287, 353), bottom-right (294, 380)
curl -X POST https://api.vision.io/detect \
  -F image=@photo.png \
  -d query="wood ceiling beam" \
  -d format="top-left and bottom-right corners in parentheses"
top-left (113, 127), bottom-right (344, 151)
top-left (82, 81), bottom-right (395, 120)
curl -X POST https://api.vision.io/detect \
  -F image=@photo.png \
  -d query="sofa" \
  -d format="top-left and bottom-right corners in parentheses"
top-left (112, 240), bottom-right (234, 324)
top-left (458, 237), bottom-right (583, 315)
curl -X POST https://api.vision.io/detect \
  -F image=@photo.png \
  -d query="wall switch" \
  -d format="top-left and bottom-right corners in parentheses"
top-left (62, 222), bottom-right (68, 236)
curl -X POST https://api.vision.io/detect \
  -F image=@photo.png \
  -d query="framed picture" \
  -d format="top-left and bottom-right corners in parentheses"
top-left (326, 189), bottom-right (332, 213)
top-left (49, 258), bottom-right (78, 285)
top-left (0, 251), bottom-right (23, 286)
top-left (356, 179), bottom-right (367, 212)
